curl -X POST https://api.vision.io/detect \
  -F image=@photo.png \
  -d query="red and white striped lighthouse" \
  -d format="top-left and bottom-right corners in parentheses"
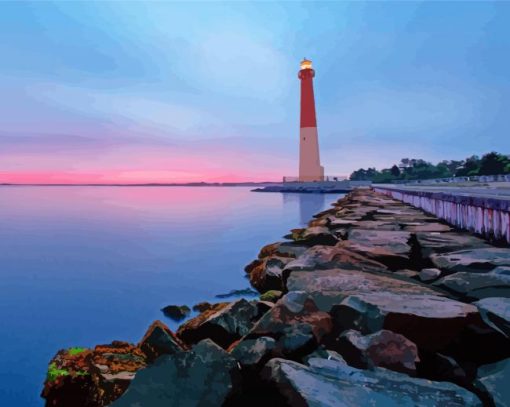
top-left (298, 58), bottom-right (324, 182)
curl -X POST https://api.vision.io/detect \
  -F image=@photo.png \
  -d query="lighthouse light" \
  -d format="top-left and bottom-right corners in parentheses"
top-left (300, 59), bottom-right (313, 70)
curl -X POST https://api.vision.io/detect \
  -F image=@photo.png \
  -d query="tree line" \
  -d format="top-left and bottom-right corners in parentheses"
top-left (349, 152), bottom-right (510, 183)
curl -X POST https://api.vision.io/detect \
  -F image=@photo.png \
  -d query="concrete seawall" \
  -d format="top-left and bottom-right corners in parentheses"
top-left (374, 186), bottom-right (510, 245)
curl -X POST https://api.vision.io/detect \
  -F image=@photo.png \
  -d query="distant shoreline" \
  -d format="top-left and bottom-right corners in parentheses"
top-left (0, 182), bottom-right (280, 187)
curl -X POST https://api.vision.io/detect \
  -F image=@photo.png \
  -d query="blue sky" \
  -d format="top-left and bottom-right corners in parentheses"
top-left (1, 1), bottom-right (509, 182)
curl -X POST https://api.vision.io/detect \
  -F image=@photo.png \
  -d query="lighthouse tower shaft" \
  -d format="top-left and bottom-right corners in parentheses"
top-left (298, 60), bottom-right (324, 182)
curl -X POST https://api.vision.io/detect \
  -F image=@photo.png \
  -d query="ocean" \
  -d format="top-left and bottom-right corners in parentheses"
top-left (0, 186), bottom-right (341, 406)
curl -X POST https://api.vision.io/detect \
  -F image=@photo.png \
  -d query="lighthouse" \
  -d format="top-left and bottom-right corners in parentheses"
top-left (298, 58), bottom-right (324, 182)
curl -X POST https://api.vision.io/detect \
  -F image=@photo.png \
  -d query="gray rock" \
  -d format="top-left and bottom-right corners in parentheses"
top-left (477, 357), bottom-right (510, 407)
top-left (302, 348), bottom-right (346, 365)
top-left (274, 323), bottom-right (317, 359)
top-left (112, 339), bottom-right (240, 407)
top-left (394, 269), bottom-right (420, 278)
top-left (263, 357), bottom-right (482, 406)
top-left (416, 232), bottom-right (489, 258)
top-left (474, 297), bottom-right (510, 337)
top-left (334, 329), bottom-right (419, 375)
top-left (431, 248), bottom-right (510, 274)
top-left (419, 268), bottom-right (442, 282)
top-left (230, 336), bottom-right (276, 367)
top-left (177, 299), bottom-right (258, 348)
top-left (433, 269), bottom-right (510, 299)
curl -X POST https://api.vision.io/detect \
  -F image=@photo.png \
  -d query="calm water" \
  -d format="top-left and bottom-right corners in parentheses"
top-left (0, 186), bottom-right (340, 406)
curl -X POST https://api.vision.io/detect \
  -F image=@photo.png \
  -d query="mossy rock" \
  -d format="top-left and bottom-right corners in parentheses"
top-left (67, 347), bottom-right (87, 356)
top-left (260, 290), bottom-right (283, 303)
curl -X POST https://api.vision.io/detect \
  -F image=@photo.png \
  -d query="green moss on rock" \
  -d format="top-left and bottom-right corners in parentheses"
top-left (260, 290), bottom-right (283, 303)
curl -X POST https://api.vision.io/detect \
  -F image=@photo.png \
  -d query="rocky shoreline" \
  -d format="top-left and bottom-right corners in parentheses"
top-left (42, 189), bottom-right (510, 406)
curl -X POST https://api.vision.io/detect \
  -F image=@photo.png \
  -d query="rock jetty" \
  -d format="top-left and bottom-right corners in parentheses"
top-left (42, 189), bottom-right (510, 406)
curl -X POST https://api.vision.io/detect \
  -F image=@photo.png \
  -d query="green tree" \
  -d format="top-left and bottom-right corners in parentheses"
top-left (478, 152), bottom-right (510, 175)
top-left (390, 165), bottom-right (401, 177)
top-left (456, 155), bottom-right (480, 176)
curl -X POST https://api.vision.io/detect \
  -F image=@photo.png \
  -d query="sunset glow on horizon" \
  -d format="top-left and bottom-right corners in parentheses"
top-left (1, 1), bottom-right (509, 184)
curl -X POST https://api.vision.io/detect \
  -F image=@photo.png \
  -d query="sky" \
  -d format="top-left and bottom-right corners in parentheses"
top-left (1, 0), bottom-right (509, 183)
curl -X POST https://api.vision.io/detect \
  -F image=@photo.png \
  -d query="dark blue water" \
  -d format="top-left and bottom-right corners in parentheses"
top-left (0, 186), bottom-right (340, 406)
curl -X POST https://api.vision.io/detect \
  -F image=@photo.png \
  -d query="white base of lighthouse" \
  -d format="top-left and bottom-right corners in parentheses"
top-left (299, 126), bottom-right (324, 182)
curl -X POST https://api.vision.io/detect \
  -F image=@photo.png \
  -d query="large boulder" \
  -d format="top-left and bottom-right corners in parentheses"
top-left (262, 357), bottom-right (482, 406)
top-left (138, 320), bottom-right (186, 362)
top-left (433, 268), bottom-right (510, 300)
top-left (330, 292), bottom-right (483, 352)
top-left (42, 342), bottom-right (147, 407)
top-left (474, 297), bottom-right (510, 337)
top-left (283, 244), bottom-right (387, 275)
top-left (476, 358), bottom-right (510, 407)
top-left (247, 292), bottom-right (332, 349)
top-left (419, 268), bottom-right (442, 282)
top-left (111, 339), bottom-right (240, 407)
top-left (334, 329), bottom-right (419, 375)
top-left (177, 299), bottom-right (258, 349)
top-left (286, 268), bottom-right (443, 312)
top-left (431, 248), bottom-right (510, 274)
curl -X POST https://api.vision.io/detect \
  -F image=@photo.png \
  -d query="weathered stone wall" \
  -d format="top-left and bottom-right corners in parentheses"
top-left (374, 187), bottom-right (510, 245)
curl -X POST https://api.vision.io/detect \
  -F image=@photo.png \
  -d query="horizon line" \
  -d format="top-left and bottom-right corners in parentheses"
top-left (0, 181), bottom-right (281, 187)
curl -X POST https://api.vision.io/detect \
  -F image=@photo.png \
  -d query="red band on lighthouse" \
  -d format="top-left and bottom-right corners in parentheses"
top-left (299, 68), bottom-right (317, 128)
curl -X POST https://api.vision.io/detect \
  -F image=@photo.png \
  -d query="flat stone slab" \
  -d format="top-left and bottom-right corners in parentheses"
top-left (338, 241), bottom-right (411, 269)
top-left (263, 357), bottom-right (482, 406)
top-left (416, 232), bottom-right (490, 257)
top-left (349, 220), bottom-right (402, 231)
top-left (404, 223), bottom-right (452, 232)
top-left (287, 269), bottom-right (444, 312)
top-left (433, 268), bottom-right (510, 299)
top-left (283, 244), bottom-right (387, 275)
top-left (348, 229), bottom-right (411, 256)
top-left (431, 248), bottom-right (510, 273)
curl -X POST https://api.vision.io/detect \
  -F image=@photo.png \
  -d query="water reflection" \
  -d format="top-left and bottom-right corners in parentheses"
top-left (282, 193), bottom-right (327, 225)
